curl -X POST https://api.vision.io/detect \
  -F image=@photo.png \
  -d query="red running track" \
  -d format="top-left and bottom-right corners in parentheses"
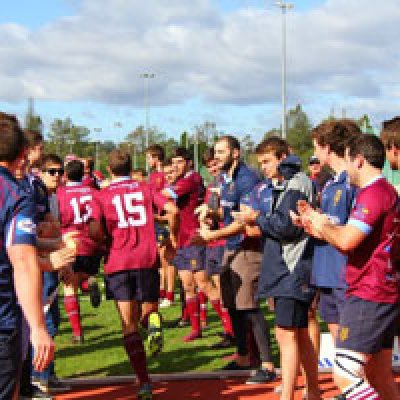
top-left (52, 374), bottom-right (353, 400)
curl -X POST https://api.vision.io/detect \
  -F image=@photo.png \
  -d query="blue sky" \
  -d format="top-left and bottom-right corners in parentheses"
top-left (0, 0), bottom-right (399, 143)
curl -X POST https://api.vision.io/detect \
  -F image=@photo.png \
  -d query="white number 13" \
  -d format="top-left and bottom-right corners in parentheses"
top-left (112, 192), bottom-right (147, 228)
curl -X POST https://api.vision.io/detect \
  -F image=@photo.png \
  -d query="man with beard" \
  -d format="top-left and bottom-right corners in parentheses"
top-left (193, 136), bottom-right (271, 373)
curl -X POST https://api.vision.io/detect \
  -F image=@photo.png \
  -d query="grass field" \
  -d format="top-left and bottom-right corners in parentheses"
top-left (54, 287), bottom-right (282, 378)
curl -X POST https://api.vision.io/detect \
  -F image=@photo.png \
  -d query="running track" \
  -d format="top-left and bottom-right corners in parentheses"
top-left (54, 374), bottom-right (400, 399)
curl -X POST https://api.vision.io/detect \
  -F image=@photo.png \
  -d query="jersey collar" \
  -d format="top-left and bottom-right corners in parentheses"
top-left (112, 176), bottom-right (131, 183)
top-left (364, 174), bottom-right (385, 189)
top-left (66, 181), bottom-right (82, 187)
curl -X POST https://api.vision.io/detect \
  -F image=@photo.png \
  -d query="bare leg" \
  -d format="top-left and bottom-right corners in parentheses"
top-left (298, 328), bottom-right (321, 400)
top-left (366, 349), bottom-right (400, 400)
top-left (275, 326), bottom-right (300, 400)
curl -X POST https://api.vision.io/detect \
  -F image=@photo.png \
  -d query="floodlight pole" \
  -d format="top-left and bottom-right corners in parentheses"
top-left (275, 1), bottom-right (293, 139)
top-left (140, 73), bottom-right (155, 172)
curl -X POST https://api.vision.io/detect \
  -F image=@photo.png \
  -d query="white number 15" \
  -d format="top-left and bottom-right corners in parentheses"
top-left (112, 192), bottom-right (147, 228)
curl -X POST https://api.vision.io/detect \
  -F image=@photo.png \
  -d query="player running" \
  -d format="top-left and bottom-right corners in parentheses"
top-left (90, 149), bottom-right (178, 400)
top-left (57, 159), bottom-right (103, 344)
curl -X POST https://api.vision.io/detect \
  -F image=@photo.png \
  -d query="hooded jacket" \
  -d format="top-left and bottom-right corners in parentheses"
top-left (256, 155), bottom-right (316, 302)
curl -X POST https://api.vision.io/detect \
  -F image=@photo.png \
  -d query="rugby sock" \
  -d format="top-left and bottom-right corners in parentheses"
top-left (344, 380), bottom-right (381, 400)
top-left (199, 290), bottom-right (208, 324)
top-left (141, 313), bottom-right (149, 330)
top-left (210, 300), bottom-right (234, 336)
top-left (159, 289), bottom-right (166, 299)
top-left (123, 332), bottom-right (150, 385)
top-left (186, 296), bottom-right (201, 334)
top-left (166, 291), bottom-right (174, 302)
top-left (64, 295), bottom-right (82, 338)
top-left (80, 279), bottom-right (89, 292)
top-left (247, 323), bottom-right (261, 367)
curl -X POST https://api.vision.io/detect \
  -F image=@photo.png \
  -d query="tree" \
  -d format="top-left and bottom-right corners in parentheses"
top-left (263, 104), bottom-right (314, 168)
top-left (24, 98), bottom-right (43, 133)
top-left (46, 118), bottom-right (90, 158)
top-left (286, 104), bottom-right (314, 166)
top-left (241, 134), bottom-right (255, 163)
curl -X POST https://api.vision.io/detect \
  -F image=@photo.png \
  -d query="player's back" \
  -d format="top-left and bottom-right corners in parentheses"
top-left (57, 183), bottom-right (98, 256)
top-left (174, 171), bottom-right (204, 247)
top-left (96, 178), bottom-right (159, 274)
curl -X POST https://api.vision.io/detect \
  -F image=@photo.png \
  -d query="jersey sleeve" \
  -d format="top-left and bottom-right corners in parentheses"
top-left (348, 189), bottom-right (383, 235)
top-left (5, 193), bottom-right (37, 248)
top-left (172, 176), bottom-right (196, 198)
top-left (152, 188), bottom-right (169, 211)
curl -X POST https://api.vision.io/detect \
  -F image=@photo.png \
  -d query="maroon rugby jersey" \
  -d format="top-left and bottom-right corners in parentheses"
top-left (171, 171), bottom-right (204, 248)
top-left (82, 174), bottom-right (99, 190)
top-left (149, 170), bottom-right (166, 193)
top-left (347, 176), bottom-right (400, 303)
top-left (57, 182), bottom-right (99, 256)
top-left (91, 177), bottom-right (167, 274)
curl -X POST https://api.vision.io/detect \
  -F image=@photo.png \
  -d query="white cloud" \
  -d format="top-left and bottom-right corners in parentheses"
top-left (0, 0), bottom-right (399, 124)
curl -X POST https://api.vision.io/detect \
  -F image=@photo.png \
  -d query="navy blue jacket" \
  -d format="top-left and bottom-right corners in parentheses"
top-left (220, 162), bottom-right (261, 250)
top-left (257, 155), bottom-right (316, 302)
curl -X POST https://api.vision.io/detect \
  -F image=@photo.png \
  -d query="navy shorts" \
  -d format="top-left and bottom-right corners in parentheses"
top-left (205, 246), bottom-right (224, 276)
top-left (73, 255), bottom-right (102, 276)
top-left (0, 328), bottom-right (21, 399)
top-left (318, 287), bottom-right (346, 324)
top-left (155, 223), bottom-right (169, 246)
top-left (173, 246), bottom-right (205, 272)
top-left (336, 296), bottom-right (400, 354)
top-left (274, 297), bottom-right (310, 329)
top-left (104, 268), bottom-right (160, 302)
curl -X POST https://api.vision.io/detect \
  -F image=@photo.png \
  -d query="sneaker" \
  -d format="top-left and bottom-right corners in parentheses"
top-left (183, 330), bottom-right (202, 342)
top-left (20, 384), bottom-right (53, 399)
top-left (70, 335), bottom-right (84, 345)
top-left (146, 312), bottom-right (163, 357)
top-left (177, 318), bottom-right (190, 328)
top-left (137, 382), bottom-right (152, 400)
top-left (212, 334), bottom-right (236, 349)
top-left (47, 375), bottom-right (71, 393)
top-left (159, 298), bottom-right (173, 308)
top-left (220, 361), bottom-right (252, 371)
top-left (88, 276), bottom-right (101, 308)
top-left (246, 368), bottom-right (277, 385)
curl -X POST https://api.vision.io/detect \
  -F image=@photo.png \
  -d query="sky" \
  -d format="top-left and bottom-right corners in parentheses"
top-left (0, 0), bottom-right (399, 143)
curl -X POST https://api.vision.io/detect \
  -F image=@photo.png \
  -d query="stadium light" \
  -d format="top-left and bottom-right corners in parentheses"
top-left (140, 73), bottom-right (156, 172)
top-left (275, 1), bottom-right (293, 139)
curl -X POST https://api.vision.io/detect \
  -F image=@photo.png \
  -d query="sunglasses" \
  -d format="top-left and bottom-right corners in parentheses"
top-left (44, 168), bottom-right (64, 176)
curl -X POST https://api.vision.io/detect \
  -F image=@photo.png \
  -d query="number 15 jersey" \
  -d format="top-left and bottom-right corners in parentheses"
top-left (91, 177), bottom-right (168, 274)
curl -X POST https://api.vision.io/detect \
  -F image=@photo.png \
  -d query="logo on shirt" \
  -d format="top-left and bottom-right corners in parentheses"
top-left (353, 204), bottom-right (370, 220)
top-left (16, 218), bottom-right (36, 235)
top-left (191, 259), bottom-right (197, 268)
top-left (339, 326), bottom-right (349, 342)
top-left (333, 189), bottom-right (342, 206)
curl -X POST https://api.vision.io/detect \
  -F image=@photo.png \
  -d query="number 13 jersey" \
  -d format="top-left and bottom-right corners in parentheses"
top-left (91, 177), bottom-right (168, 274)
top-left (57, 182), bottom-right (99, 256)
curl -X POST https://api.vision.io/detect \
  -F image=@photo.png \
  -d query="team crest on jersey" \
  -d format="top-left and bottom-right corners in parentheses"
top-left (353, 204), bottom-right (369, 220)
top-left (339, 326), bottom-right (349, 342)
top-left (333, 189), bottom-right (342, 206)
top-left (191, 259), bottom-right (197, 268)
